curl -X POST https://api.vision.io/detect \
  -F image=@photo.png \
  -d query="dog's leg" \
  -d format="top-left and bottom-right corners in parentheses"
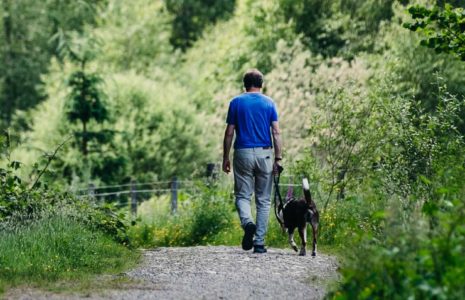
top-left (288, 227), bottom-right (298, 252)
top-left (311, 222), bottom-right (318, 256)
top-left (298, 225), bottom-right (307, 256)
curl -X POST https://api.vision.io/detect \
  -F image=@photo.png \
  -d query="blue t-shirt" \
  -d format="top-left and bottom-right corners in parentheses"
top-left (226, 93), bottom-right (278, 149)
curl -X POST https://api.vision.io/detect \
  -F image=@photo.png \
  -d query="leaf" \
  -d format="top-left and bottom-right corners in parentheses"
top-left (9, 161), bottom-right (22, 170)
top-left (436, 187), bottom-right (449, 194)
top-left (422, 201), bottom-right (438, 216)
top-left (419, 175), bottom-right (431, 185)
top-left (372, 210), bottom-right (386, 220)
top-left (443, 200), bottom-right (454, 208)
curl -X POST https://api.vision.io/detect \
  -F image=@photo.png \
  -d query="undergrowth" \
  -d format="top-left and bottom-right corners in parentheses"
top-left (0, 216), bottom-right (139, 294)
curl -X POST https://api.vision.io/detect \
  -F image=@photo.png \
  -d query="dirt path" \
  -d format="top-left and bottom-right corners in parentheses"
top-left (6, 246), bottom-right (339, 300)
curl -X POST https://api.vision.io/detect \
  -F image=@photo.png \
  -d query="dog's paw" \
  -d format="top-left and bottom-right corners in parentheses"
top-left (311, 251), bottom-right (316, 257)
top-left (299, 249), bottom-right (306, 256)
top-left (292, 245), bottom-right (298, 252)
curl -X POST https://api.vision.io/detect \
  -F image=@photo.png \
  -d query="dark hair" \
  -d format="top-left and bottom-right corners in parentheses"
top-left (243, 69), bottom-right (263, 90)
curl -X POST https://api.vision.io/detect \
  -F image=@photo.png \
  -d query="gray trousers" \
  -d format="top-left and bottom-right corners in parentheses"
top-left (233, 147), bottom-right (273, 246)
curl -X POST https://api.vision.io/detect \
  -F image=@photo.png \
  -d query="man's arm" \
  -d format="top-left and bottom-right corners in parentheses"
top-left (222, 124), bottom-right (235, 173)
top-left (271, 121), bottom-right (282, 173)
top-left (272, 121), bottom-right (282, 159)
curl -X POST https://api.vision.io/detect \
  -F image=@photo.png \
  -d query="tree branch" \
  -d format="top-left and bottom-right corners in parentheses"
top-left (29, 136), bottom-right (72, 191)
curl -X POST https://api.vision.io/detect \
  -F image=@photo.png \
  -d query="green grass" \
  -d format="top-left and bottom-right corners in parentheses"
top-left (0, 216), bottom-right (139, 294)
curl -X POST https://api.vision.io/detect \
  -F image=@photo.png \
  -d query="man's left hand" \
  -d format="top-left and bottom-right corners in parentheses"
top-left (223, 159), bottom-right (231, 174)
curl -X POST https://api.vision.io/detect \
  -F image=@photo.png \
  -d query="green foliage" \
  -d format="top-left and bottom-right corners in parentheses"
top-left (3, 1), bottom-right (465, 298)
top-left (277, 0), bottom-right (395, 58)
top-left (378, 87), bottom-right (464, 197)
top-left (94, 0), bottom-right (174, 73)
top-left (1, 135), bottom-right (137, 293)
top-left (374, 17), bottom-right (465, 117)
top-left (107, 73), bottom-right (212, 181)
top-left (329, 169), bottom-right (465, 299)
top-left (130, 183), bottom-right (234, 247)
top-left (165, 0), bottom-right (236, 51)
top-left (307, 82), bottom-right (384, 206)
top-left (0, 216), bottom-right (138, 291)
top-left (323, 83), bottom-right (465, 298)
top-left (0, 0), bottom-right (104, 127)
top-left (66, 69), bottom-right (109, 156)
top-left (1, 137), bottom-right (131, 244)
top-left (66, 71), bottom-right (106, 125)
top-left (404, 3), bottom-right (465, 60)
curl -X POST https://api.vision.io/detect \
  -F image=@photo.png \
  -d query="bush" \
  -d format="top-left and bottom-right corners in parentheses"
top-left (1, 134), bottom-right (137, 294)
top-left (0, 154), bottom-right (131, 244)
top-left (324, 84), bottom-right (465, 299)
top-left (329, 172), bottom-right (465, 299)
top-left (130, 183), bottom-right (235, 247)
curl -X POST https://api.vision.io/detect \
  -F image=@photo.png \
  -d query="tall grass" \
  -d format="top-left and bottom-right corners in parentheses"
top-left (0, 216), bottom-right (139, 293)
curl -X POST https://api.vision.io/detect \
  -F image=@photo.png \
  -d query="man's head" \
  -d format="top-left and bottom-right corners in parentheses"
top-left (243, 69), bottom-right (264, 91)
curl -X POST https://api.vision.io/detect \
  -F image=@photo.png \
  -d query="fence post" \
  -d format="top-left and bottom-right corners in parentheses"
top-left (206, 163), bottom-right (215, 177)
top-left (131, 180), bottom-right (137, 216)
top-left (88, 183), bottom-right (95, 200)
top-left (171, 176), bottom-right (178, 214)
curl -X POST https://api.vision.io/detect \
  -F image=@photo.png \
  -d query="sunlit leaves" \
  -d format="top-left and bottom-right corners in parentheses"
top-left (404, 4), bottom-right (465, 60)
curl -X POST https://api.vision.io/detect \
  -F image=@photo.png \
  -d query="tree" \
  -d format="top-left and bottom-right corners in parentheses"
top-left (67, 71), bottom-right (108, 156)
top-left (0, 0), bottom-right (104, 128)
top-left (165, 0), bottom-right (236, 51)
top-left (65, 37), bottom-right (109, 157)
top-left (404, 3), bottom-right (465, 60)
top-left (277, 0), bottom-right (395, 59)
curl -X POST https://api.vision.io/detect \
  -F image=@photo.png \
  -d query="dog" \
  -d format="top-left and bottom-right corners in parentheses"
top-left (275, 177), bottom-right (319, 256)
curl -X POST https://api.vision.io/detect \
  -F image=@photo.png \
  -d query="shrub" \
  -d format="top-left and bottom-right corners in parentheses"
top-left (1, 133), bottom-right (131, 244)
top-left (130, 183), bottom-right (234, 247)
top-left (325, 84), bottom-right (465, 299)
top-left (329, 173), bottom-right (465, 299)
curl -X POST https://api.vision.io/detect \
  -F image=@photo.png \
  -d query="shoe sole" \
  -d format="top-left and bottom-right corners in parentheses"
top-left (242, 223), bottom-right (256, 250)
top-left (253, 248), bottom-right (267, 254)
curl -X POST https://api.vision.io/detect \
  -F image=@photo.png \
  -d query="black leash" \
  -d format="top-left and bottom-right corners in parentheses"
top-left (273, 165), bottom-right (285, 227)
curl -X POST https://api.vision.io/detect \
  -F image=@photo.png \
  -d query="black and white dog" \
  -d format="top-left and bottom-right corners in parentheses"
top-left (276, 177), bottom-right (319, 256)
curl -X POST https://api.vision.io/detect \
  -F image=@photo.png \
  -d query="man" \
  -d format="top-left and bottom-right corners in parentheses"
top-left (222, 69), bottom-right (282, 254)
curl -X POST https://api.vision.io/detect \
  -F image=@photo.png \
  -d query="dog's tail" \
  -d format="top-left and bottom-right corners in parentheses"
top-left (302, 178), bottom-right (315, 209)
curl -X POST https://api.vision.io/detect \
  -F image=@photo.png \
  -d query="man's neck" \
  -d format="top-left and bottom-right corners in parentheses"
top-left (245, 87), bottom-right (261, 93)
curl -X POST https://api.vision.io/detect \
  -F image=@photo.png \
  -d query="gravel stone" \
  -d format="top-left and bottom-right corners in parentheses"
top-left (5, 246), bottom-right (339, 300)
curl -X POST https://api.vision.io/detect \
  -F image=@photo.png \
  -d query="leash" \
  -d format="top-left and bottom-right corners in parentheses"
top-left (273, 165), bottom-right (285, 227)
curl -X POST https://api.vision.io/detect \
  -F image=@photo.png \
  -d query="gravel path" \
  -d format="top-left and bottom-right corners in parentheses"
top-left (6, 246), bottom-right (339, 300)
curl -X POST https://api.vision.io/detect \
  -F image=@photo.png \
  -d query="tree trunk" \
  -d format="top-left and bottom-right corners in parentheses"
top-left (82, 120), bottom-right (88, 156)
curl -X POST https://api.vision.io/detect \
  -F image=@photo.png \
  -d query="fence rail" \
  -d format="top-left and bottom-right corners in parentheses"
top-left (75, 176), bottom-right (199, 215)
top-left (73, 162), bottom-right (306, 216)
top-left (73, 180), bottom-right (195, 193)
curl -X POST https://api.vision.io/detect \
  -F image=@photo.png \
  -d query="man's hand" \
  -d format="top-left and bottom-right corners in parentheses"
top-left (223, 124), bottom-right (235, 174)
top-left (273, 160), bottom-right (283, 175)
top-left (223, 159), bottom-right (231, 174)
